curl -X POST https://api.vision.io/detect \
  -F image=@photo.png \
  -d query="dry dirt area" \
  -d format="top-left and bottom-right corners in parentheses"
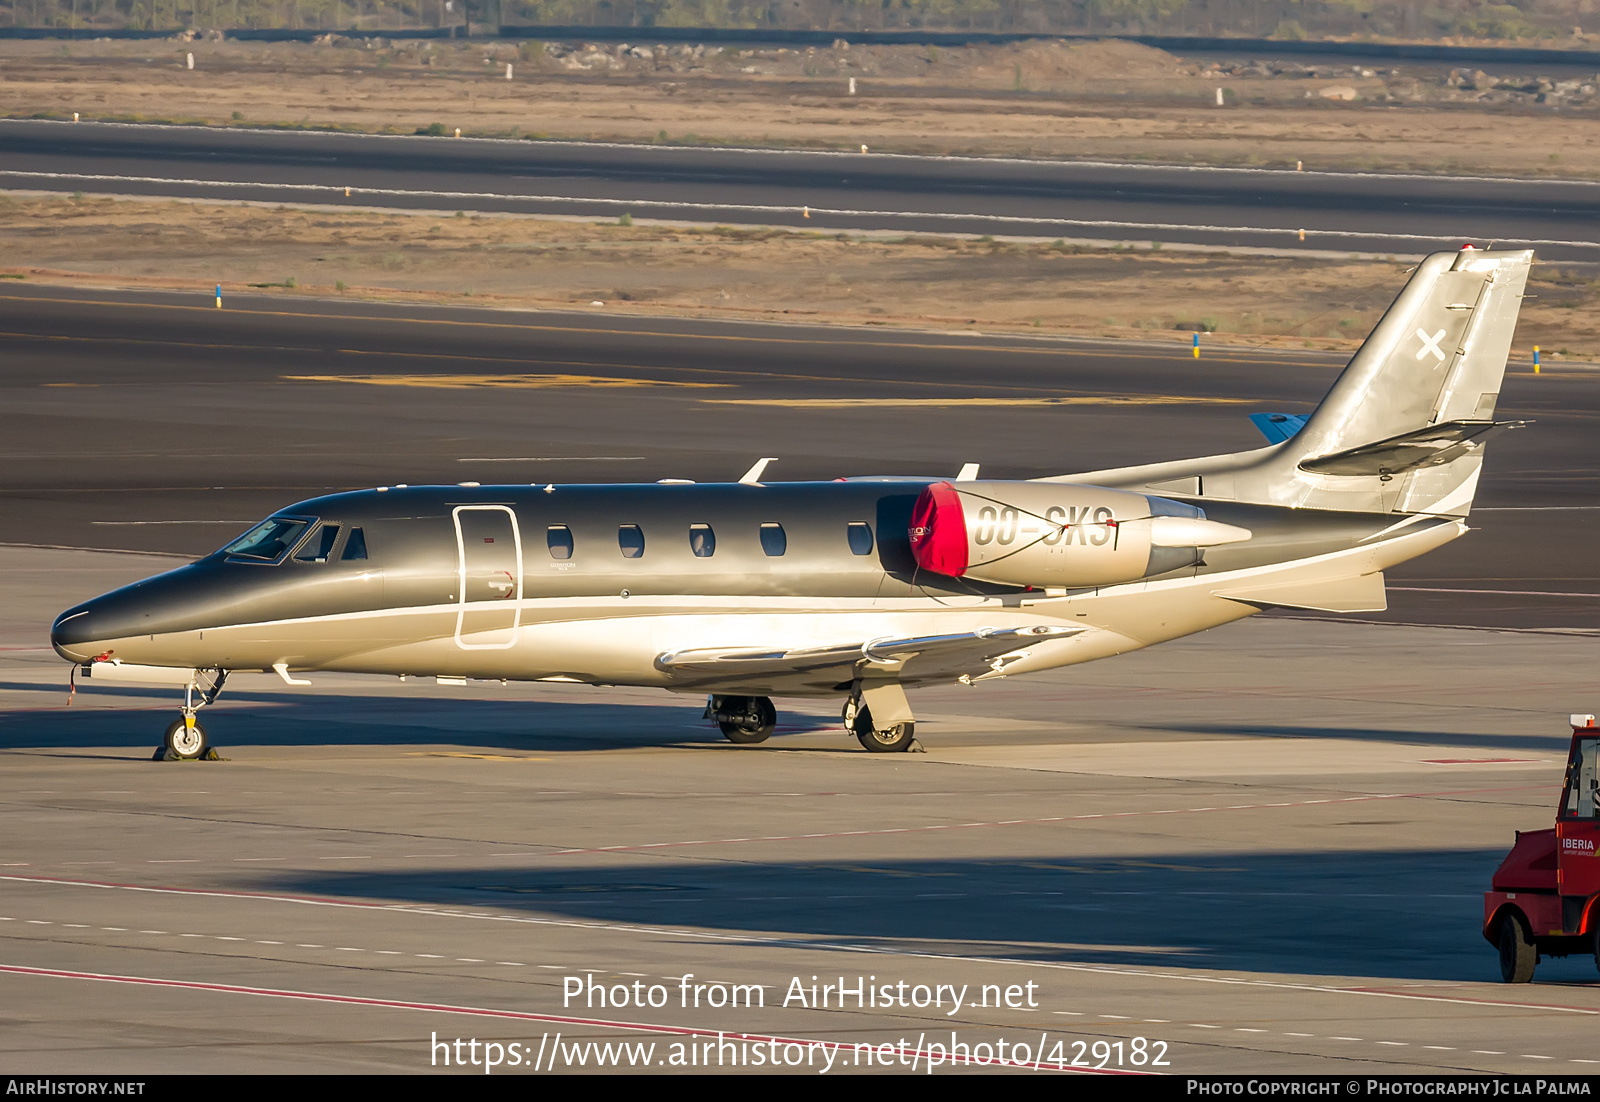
top-left (1, 36), bottom-right (1597, 175)
top-left (3, 194), bottom-right (1595, 361)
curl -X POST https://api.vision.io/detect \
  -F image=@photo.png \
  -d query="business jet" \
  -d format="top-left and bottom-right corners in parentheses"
top-left (52, 247), bottom-right (1531, 760)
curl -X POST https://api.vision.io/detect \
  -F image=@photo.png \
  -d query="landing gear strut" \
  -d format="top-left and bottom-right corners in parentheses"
top-left (843, 696), bottom-right (916, 753)
top-left (706, 695), bottom-right (776, 745)
top-left (157, 670), bottom-right (228, 761)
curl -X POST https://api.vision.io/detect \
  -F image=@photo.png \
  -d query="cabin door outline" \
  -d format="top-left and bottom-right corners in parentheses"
top-left (453, 505), bottom-right (523, 650)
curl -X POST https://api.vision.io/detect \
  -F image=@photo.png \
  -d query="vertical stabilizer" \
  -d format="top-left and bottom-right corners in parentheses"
top-left (1290, 247), bottom-right (1530, 464)
top-left (1053, 248), bottom-right (1533, 516)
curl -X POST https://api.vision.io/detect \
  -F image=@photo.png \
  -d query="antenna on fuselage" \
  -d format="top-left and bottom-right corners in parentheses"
top-left (739, 457), bottom-right (778, 485)
top-left (956, 462), bottom-right (980, 481)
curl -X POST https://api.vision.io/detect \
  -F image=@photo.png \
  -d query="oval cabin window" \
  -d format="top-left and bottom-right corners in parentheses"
top-left (759, 522), bottom-right (786, 557)
top-left (689, 523), bottom-right (716, 558)
top-left (618, 524), bottom-right (646, 559)
top-left (547, 526), bottom-right (574, 560)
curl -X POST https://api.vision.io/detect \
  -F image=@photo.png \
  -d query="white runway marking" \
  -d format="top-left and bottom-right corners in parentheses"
top-left (2, 168), bottom-right (1595, 250)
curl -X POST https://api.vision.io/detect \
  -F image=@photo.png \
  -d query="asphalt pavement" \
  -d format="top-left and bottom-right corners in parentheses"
top-left (0, 545), bottom-right (1594, 1074)
top-left (3, 120), bottom-right (1598, 260)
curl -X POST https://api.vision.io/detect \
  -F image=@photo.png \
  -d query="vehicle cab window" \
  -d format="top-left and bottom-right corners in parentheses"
top-left (222, 517), bottom-right (311, 564)
top-left (1563, 737), bottom-right (1598, 819)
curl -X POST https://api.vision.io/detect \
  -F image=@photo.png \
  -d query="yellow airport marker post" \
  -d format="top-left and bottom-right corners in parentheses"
top-left (1192, 332), bottom-right (1200, 359)
top-left (215, 283), bottom-right (222, 309)
top-left (1534, 345), bottom-right (1540, 373)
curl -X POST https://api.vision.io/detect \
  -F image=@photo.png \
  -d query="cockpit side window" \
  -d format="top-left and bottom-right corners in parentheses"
top-left (294, 524), bottom-right (340, 563)
top-left (223, 517), bottom-right (310, 563)
top-left (341, 527), bottom-right (368, 561)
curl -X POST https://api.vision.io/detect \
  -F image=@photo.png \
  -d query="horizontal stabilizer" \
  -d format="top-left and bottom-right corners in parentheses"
top-left (1215, 571), bottom-right (1387, 613)
top-left (657, 624), bottom-right (1082, 686)
top-left (1298, 419), bottom-right (1526, 478)
top-left (1249, 412), bottom-right (1308, 445)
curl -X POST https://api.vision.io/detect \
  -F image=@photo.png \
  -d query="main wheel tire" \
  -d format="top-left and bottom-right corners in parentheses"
top-left (718, 696), bottom-right (776, 745)
top-left (851, 703), bottom-right (915, 753)
top-left (1498, 913), bottom-right (1537, 984)
top-left (162, 717), bottom-right (209, 762)
top-left (1592, 924), bottom-right (1599, 977)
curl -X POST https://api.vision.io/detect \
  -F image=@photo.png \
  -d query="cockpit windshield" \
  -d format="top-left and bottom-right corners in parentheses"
top-left (222, 517), bottom-right (311, 562)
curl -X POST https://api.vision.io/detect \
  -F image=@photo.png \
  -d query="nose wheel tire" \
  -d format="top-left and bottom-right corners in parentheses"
top-left (1498, 913), bottom-right (1537, 983)
top-left (715, 696), bottom-right (776, 745)
top-left (160, 717), bottom-right (211, 762)
top-left (847, 702), bottom-right (916, 753)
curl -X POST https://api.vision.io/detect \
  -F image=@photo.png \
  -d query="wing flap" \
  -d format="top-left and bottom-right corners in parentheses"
top-left (656, 624), bottom-right (1082, 685)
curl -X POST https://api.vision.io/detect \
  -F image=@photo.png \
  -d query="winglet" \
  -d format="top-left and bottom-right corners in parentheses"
top-left (739, 457), bottom-right (778, 484)
top-left (1248, 412), bottom-right (1307, 445)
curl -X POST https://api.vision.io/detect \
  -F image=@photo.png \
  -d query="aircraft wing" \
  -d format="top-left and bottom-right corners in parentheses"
top-left (656, 624), bottom-right (1082, 687)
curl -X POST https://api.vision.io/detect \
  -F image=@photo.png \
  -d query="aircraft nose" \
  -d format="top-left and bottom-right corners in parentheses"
top-left (51, 560), bottom-right (232, 664)
top-left (52, 601), bottom-right (114, 663)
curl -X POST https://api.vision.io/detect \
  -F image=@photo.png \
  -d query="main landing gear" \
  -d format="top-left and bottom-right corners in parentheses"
top-left (843, 696), bottom-right (916, 753)
top-left (156, 670), bottom-right (228, 761)
top-left (706, 695), bottom-right (777, 744)
top-left (704, 690), bottom-right (921, 752)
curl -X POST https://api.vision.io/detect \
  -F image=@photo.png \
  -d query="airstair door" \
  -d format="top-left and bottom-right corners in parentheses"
top-left (453, 505), bottom-right (522, 650)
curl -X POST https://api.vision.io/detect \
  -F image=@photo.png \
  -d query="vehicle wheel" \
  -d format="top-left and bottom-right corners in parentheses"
top-left (162, 716), bottom-right (209, 762)
top-left (850, 704), bottom-right (915, 753)
top-left (717, 696), bottom-right (776, 745)
top-left (1592, 923), bottom-right (1599, 977)
top-left (1498, 913), bottom-right (1537, 984)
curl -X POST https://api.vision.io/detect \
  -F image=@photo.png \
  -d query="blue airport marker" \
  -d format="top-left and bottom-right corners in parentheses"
top-left (1192, 331), bottom-right (1200, 359)
top-left (215, 284), bottom-right (222, 309)
top-left (1533, 345), bottom-right (1540, 373)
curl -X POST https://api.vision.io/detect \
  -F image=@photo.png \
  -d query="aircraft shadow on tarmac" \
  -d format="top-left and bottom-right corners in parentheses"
top-left (0, 687), bottom-right (825, 753)
top-left (277, 852), bottom-right (1600, 987)
top-left (1152, 722), bottom-right (1575, 754)
top-left (0, 689), bottom-right (1574, 757)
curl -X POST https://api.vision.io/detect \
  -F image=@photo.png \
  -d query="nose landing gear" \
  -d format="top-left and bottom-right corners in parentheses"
top-left (156, 670), bottom-right (228, 761)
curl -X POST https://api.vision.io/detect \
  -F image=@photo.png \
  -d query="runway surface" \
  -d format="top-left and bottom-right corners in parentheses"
top-left (1, 545), bottom-right (1596, 1073)
top-left (1, 283), bottom-right (1596, 630)
top-left (3, 120), bottom-right (1599, 260)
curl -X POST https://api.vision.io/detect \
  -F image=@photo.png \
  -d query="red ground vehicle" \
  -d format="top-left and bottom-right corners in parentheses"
top-left (1483, 714), bottom-right (1600, 982)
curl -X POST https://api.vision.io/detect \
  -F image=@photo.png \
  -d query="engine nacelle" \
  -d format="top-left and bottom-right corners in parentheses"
top-left (908, 480), bottom-right (1250, 588)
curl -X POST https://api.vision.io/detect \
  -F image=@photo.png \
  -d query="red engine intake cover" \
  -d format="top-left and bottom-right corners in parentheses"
top-left (909, 481), bottom-right (969, 577)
